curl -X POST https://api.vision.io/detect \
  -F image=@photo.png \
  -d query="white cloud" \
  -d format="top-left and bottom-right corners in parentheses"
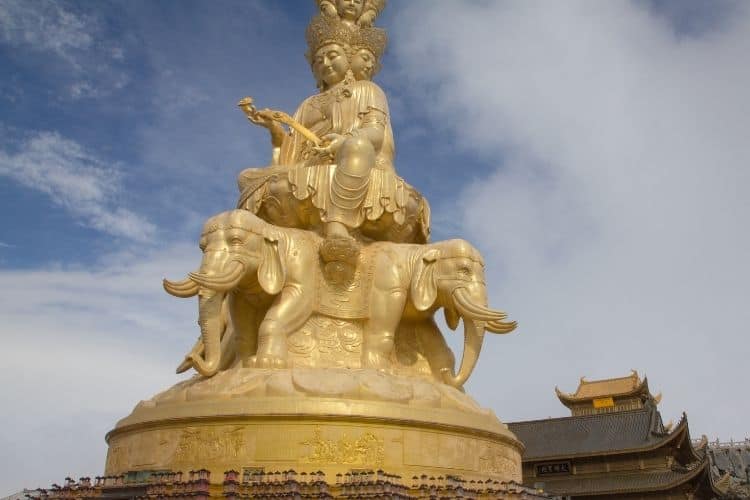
top-left (0, 0), bottom-right (92, 66)
top-left (0, 243), bottom-right (202, 496)
top-left (393, 1), bottom-right (750, 438)
top-left (0, 0), bottom-right (128, 100)
top-left (0, 131), bottom-right (155, 241)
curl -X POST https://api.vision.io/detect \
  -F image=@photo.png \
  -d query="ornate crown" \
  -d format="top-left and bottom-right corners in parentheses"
top-left (352, 25), bottom-right (387, 60)
top-left (305, 15), bottom-right (387, 61)
top-left (306, 15), bottom-right (354, 56)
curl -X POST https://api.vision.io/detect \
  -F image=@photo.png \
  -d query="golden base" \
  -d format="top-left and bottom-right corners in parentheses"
top-left (106, 369), bottom-right (522, 483)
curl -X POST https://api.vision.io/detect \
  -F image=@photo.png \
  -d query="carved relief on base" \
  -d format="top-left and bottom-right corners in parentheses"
top-left (105, 442), bottom-right (127, 473)
top-left (173, 426), bottom-right (245, 464)
top-left (107, 416), bottom-right (521, 482)
top-left (105, 430), bottom-right (177, 474)
top-left (300, 426), bottom-right (385, 466)
top-left (403, 431), bottom-right (478, 471)
top-left (478, 442), bottom-right (522, 482)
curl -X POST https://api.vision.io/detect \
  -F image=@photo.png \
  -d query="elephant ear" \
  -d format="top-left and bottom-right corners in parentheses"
top-left (411, 249), bottom-right (439, 311)
top-left (258, 236), bottom-right (285, 295)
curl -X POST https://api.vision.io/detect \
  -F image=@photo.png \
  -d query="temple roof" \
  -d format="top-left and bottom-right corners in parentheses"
top-left (508, 405), bottom-right (687, 460)
top-left (707, 440), bottom-right (750, 495)
top-left (536, 460), bottom-right (710, 497)
top-left (555, 370), bottom-right (661, 407)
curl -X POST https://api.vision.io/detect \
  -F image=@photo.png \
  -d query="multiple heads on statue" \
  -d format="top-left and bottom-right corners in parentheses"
top-left (305, 6), bottom-right (386, 87)
top-left (315, 0), bottom-right (386, 28)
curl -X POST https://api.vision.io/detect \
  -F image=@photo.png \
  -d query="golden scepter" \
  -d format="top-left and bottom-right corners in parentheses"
top-left (238, 96), bottom-right (327, 147)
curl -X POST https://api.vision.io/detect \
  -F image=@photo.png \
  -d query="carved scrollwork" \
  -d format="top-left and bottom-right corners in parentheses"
top-left (173, 426), bottom-right (245, 463)
top-left (301, 426), bottom-right (385, 466)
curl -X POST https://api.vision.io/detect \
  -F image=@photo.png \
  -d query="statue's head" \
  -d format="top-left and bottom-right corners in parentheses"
top-left (349, 23), bottom-right (386, 80)
top-left (306, 14), bottom-right (386, 87)
top-left (351, 47), bottom-right (377, 81)
top-left (336, 0), bottom-right (365, 24)
top-left (315, 0), bottom-right (386, 27)
top-left (312, 42), bottom-right (352, 89)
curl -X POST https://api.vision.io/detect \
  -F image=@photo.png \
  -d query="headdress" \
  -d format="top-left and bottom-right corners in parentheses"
top-left (305, 15), bottom-right (387, 61)
top-left (305, 15), bottom-right (355, 57)
top-left (353, 26), bottom-right (387, 60)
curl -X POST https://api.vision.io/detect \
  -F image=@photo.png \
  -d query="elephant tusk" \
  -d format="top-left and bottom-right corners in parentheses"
top-left (486, 319), bottom-right (518, 334)
top-left (163, 277), bottom-right (200, 297)
top-left (441, 317), bottom-right (485, 388)
top-left (444, 305), bottom-right (460, 331)
top-left (176, 356), bottom-right (194, 374)
top-left (453, 288), bottom-right (508, 322)
top-left (189, 261), bottom-right (246, 291)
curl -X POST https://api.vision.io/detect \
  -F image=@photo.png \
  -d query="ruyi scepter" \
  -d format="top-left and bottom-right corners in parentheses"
top-left (238, 96), bottom-right (328, 165)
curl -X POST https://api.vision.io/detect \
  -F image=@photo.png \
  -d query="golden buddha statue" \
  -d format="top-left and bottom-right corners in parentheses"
top-left (237, 14), bottom-right (429, 250)
top-left (104, 2), bottom-right (524, 486)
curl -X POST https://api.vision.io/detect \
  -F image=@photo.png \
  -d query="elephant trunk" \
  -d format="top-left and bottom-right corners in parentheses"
top-left (188, 260), bottom-right (245, 292)
top-left (452, 287), bottom-right (507, 322)
top-left (188, 289), bottom-right (225, 377)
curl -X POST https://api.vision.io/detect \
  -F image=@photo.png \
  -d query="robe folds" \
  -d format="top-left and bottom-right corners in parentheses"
top-left (237, 78), bottom-right (430, 244)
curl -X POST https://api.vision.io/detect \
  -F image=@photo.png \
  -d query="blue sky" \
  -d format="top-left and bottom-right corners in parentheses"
top-left (2, 0), bottom-right (750, 495)
top-left (0, 0), bottom-right (477, 268)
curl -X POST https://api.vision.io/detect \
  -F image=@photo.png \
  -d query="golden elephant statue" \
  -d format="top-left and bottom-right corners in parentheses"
top-left (164, 210), bottom-right (515, 387)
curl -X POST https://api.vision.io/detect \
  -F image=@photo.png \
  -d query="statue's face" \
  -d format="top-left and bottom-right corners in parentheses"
top-left (312, 43), bottom-right (350, 88)
top-left (336, 0), bottom-right (364, 22)
top-left (351, 48), bottom-right (376, 81)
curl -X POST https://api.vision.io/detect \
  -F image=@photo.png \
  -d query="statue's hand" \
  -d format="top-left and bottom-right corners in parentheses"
top-left (313, 133), bottom-right (346, 157)
top-left (241, 107), bottom-right (286, 147)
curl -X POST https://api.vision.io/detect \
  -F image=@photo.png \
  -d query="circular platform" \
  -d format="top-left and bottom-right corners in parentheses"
top-left (106, 368), bottom-right (523, 482)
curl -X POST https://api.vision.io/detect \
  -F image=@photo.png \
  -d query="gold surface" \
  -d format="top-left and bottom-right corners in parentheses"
top-left (106, 375), bottom-right (523, 482)
top-left (109, 1), bottom-right (523, 484)
top-left (593, 397), bottom-right (615, 409)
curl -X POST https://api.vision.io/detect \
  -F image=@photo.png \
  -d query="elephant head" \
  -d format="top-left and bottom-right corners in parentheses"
top-left (410, 239), bottom-right (517, 387)
top-left (163, 210), bottom-right (286, 377)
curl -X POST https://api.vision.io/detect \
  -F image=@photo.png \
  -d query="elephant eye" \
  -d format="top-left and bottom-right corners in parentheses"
top-left (458, 267), bottom-right (471, 276)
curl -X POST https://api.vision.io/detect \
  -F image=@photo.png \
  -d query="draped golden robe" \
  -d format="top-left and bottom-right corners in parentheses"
top-left (238, 78), bottom-right (430, 243)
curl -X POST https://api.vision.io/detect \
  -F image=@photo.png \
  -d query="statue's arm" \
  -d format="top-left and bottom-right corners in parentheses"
top-left (348, 82), bottom-right (389, 152)
top-left (348, 106), bottom-right (387, 151)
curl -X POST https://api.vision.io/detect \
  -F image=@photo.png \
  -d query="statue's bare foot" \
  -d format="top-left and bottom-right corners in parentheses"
top-left (249, 355), bottom-right (288, 369)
